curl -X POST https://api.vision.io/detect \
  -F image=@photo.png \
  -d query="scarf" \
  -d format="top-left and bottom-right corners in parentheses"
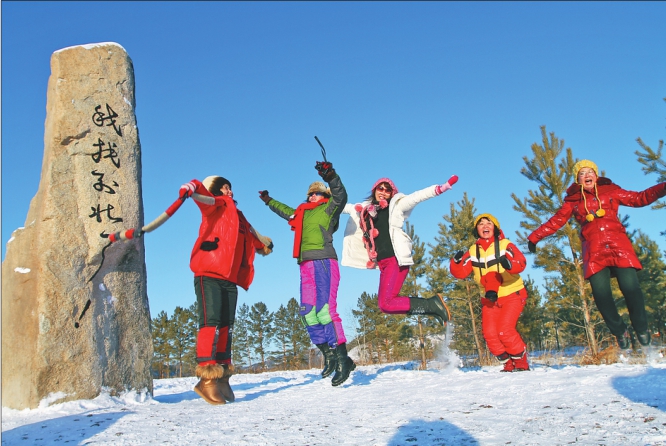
top-left (288, 199), bottom-right (329, 258)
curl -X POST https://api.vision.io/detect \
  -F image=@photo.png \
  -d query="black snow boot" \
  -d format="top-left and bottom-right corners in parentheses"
top-left (316, 343), bottom-right (338, 378)
top-left (407, 294), bottom-right (451, 326)
top-left (331, 343), bottom-right (356, 387)
top-left (615, 330), bottom-right (630, 349)
top-left (636, 331), bottom-right (651, 347)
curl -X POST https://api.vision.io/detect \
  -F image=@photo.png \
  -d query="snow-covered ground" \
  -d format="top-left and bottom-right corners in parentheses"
top-left (3, 349), bottom-right (666, 445)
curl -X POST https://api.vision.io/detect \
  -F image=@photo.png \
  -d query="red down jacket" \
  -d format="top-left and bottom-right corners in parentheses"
top-left (189, 179), bottom-right (265, 290)
top-left (528, 178), bottom-right (666, 279)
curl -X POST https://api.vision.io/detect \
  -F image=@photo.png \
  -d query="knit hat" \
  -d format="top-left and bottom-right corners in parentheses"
top-left (203, 176), bottom-right (231, 196)
top-left (573, 160), bottom-right (598, 183)
top-left (371, 178), bottom-right (398, 195)
top-left (472, 213), bottom-right (501, 238)
top-left (306, 181), bottom-right (330, 199)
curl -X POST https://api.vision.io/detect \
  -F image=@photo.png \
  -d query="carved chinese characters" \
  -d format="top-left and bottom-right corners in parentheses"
top-left (2, 43), bottom-right (153, 410)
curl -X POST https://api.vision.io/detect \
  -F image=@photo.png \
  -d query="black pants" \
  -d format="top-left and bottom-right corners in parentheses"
top-left (194, 276), bottom-right (238, 363)
top-left (588, 266), bottom-right (647, 336)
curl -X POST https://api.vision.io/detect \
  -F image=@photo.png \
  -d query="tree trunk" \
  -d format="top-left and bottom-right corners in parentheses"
top-left (466, 281), bottom-right (487, 365)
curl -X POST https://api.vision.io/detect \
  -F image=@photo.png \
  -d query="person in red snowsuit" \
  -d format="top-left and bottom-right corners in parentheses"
top-left (527, 160), bottom-right (666, 349)
top-left (450, 214), bottom-right (530, 372)
top-left (181, 176), bottom-right (272, 405)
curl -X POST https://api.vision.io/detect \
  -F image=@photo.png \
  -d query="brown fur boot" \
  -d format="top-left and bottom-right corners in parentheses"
top-left (194, 364), bottom-right (226, 405)
top-left (218, 364), bottom-right (235, 402)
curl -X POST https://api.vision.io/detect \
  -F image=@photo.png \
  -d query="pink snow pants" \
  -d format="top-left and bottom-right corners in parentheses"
top-left (377, 256), bottom-right (411, 314)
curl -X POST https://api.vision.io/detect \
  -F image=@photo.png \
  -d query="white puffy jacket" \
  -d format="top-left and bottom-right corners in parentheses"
top-left (341, 185), bottom-right (438, 269)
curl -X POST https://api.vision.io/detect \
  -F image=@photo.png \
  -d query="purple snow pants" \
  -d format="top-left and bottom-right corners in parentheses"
top-left (299, 259), bottom-right (347, 347)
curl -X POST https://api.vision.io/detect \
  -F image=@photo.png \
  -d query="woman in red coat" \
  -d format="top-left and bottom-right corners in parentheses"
top-left (527, 160), bottom-right (666, 349)
top-left (181, 176), bottom-right (272, 405)
top-left (450, 214), bottom-right (530, 372)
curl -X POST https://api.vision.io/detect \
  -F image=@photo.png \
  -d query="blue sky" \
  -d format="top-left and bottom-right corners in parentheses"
top-left (2, 2), bottom-right (665, 334)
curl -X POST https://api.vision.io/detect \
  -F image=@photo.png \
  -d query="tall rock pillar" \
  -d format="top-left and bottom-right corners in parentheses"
top-left (2, 42), bottom-right (153, 410)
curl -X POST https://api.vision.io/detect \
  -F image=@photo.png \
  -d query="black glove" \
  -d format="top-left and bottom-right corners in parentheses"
top-left (453, 250), bottom-right (465, 264)
top-left (528, 241), bottom-right (537, 254)
top-left (315, 161), bottom-right (335, 181)
top-left (258, 190), bottom-right (271, 205)
top-left (499, 255), bottom-right (512, 270)
top-left (485, 290), bottom-right (498, 302)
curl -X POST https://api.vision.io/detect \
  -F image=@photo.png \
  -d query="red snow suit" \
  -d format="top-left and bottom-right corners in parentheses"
top-left (450, 232), bottom-right (528, 356)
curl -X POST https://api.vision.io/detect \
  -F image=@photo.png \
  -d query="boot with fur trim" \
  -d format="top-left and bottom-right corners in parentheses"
top-left (218, 364), bottom-right (235, 402)
top-left (194, 363), bottom-right (226, 405)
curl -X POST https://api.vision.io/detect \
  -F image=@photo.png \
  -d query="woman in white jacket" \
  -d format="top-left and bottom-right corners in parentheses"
top-left (342, 175), bottom-right (458, 324)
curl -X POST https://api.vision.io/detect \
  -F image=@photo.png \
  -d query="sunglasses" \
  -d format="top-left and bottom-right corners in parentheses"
top-left (376, 185), bottom-right (393, 193)
top-left (309, 191), bottom-right (328, 197)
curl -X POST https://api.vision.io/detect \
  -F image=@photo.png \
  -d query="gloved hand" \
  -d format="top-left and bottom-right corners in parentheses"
top-left (528, 241), bottom-right (537, 254)
top-left (453, 250), bottom-right (465, 264)
top-left (180, 181), bottom-right (196, 199)
top-left (315, 161), bottom-right (335, 182)
top-left (258, 190), bottom-right (271, 205)
top-left (435, 175), bottom-right (459, 195)
top-left (499, 255), bottom-right (512, 270)
top-left (484, 290), bottom-right (498, 302)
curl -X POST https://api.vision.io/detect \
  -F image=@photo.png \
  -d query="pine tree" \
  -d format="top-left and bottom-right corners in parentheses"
top-left (272, 304), bottom-right (291, 370)
top-left (232, 303), bottom-right (252, 371)
top-left (635, 98), bottom-right (666, 213)
top-left (511, 126), bottom-right (603, 354)
top-left (400, 222), bottom-right (435, 369)
top-left (248, 302), bottom-right (274, 371)
top-left (170, 305), bottom-right (197, 377)
top-left (272, 300), bottom-right (309, 371)
top-left (427, 192), bottom-right (491, 365)
top-left (517, 278), bottom-right (546, 352)
top-left (352, 292), bottom-right (382, 364)
top-left (151, 310), bottom-right (174, 379)
top-left (633, 230), bottom-right (666, 338)
top-left (286, 297), bottom-right (311, 369)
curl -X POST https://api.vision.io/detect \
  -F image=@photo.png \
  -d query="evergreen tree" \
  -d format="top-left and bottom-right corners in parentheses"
top-left (286, 297), bottom-right (311, 369)
top-left (233, 303), bottom-right (252, 371)
top-left (635, 97), bottom-right (666, 213)
top-left (248, 302), bottom-right (274, 371)
top-left (170, 305), bottom-right (197, 377)
top-left (352, 292), bottom-right (382, 364)
top-left (427, 193), bottom-right (491, 365)
top-left (400, 222), bottom-right (436, 369)
top-left (151, 310), bottom-right (174, 379)
top-left (272, 304), bottom-right (291, 370)
top-left (517, 278), bottom-right (546, 352)
top-left (633, 230), bottom-right (666, 338)
top-left (271, 299), bottom-right (309, 371)
top-left (511, 126), bottom-right (603, 354)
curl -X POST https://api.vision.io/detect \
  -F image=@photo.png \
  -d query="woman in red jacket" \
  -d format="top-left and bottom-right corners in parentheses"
top-left (450, 214), bottom-right (530, 372)
top-left (181, 176), bottom-right (272, 405)
top-left (527, 160), bottom-right (666, 349)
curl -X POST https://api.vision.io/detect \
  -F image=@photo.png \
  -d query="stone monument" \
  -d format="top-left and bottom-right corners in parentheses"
top-left (2, 42), bottom-right (153, 410)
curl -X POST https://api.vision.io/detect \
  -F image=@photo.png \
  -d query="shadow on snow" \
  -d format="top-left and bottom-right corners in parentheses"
top-left (386, 418), bottom-right (479, 446)
top-left (0, 411), bottom-right (128, 445)
top-left (612, 365), bottom-right (666, 412)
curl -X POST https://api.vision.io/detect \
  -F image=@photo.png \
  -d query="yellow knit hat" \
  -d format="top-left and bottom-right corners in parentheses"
top-left (573, 160), bottom-right (599, 184)
top-left (472, 213), bottom-right (501, 238)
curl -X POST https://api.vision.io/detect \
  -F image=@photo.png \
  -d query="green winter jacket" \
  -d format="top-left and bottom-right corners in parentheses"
top-left (267, 174), bottom-right (347, 264)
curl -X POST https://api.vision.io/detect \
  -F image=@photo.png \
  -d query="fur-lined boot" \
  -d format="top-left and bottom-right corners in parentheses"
top-left (194, 363), bottom-right (226, 405)
top-left (218, 364), bottom-right (235, 403)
